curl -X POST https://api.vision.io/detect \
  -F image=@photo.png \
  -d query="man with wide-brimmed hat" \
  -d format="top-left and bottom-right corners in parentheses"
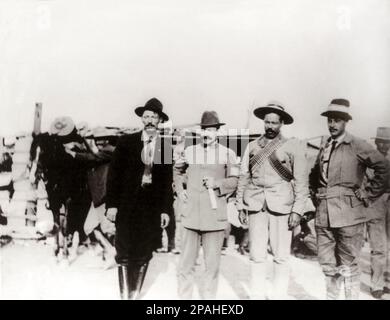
top-left (363, 127), bottom-right (390, 298)
top-left (48, 116), bottom-right (93, 257)
top-left (105, 98), bottom-right (173, 299)
top-left (174, 111), bottom-right (239, 299)
top-left (50, 116), bottom-right (77, 138)
top-left (235, 101), bottom-right (309, 299)
top-left (309, 99), bottom-right (389, 300)
top-left (65, 126), bottom-right (118, 269)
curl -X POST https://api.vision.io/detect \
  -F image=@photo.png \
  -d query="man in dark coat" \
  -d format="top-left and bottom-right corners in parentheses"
top-left (48, 117), bottom-right (93, 246)
top-left (105, 98), bottom-right (173, 300)
top-left (64, 131), bottom-right (117, 267)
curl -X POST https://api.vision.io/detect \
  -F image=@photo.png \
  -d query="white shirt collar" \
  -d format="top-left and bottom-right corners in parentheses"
top-left (200, 140), bottom-right (218, 150)
top-left (141, 130), bottom-right (158, 143)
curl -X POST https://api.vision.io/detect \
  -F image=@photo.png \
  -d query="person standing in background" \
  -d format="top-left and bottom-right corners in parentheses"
top-left (364, 127), bottom-right (390, 299)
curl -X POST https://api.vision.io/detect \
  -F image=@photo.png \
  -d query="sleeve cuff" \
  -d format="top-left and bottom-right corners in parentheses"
top-left (291, 206), bottom-right (304, 216)
top-left (235, 203), bottom-right (244, 211)
top-left (214, 180), bottom-right (226, 196)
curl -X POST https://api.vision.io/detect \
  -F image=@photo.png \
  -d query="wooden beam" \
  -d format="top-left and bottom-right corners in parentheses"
top-left (33, 103), bottom-right (42, 135)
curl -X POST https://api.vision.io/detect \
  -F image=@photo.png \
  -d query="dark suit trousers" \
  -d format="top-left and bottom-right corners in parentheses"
top-left (115, 186), bottom-right (161, 265)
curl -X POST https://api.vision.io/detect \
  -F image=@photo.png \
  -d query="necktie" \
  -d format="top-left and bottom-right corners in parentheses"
top-left (142, 137), bottom-right (153, 187)
top-left (326, 140), bottom-right (337, 179)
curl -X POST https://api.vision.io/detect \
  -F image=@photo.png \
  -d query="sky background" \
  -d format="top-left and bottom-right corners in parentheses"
top-left (0, 0), bottom-right (389, 139)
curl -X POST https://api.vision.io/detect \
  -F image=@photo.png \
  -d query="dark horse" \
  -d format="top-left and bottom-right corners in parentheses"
top-left (33, 132), bottom-right (91, 262)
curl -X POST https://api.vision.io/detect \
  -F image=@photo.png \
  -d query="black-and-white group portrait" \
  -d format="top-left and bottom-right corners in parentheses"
top-left (0, 0), bottom-right (389, 301)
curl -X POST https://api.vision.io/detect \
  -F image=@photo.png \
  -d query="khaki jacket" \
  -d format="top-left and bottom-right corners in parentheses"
top-left (174, 142), bottom-right (239, 231)
top-left (309, 132), bottom-right (389, 228)
top-left (362, 153), bottom-right (390, 220)
top-left (236, 134), bottom-right (309, 215)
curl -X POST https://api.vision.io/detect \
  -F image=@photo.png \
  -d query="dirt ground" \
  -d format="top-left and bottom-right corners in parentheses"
top-left (0, 240), bottom-right (387, 300)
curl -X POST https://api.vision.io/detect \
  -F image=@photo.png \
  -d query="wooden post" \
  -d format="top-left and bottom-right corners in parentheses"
top-left (33, 103), bottom-right (42, 135)
top-left (27, 102), bottom-right (42, 227)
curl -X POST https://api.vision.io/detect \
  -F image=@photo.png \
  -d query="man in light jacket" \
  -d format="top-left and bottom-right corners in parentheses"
top-left (309, 99), bottom-right (389, 300)
top-left (174, 111), bottom-right (239, 299)
top-left (236, 101), bottom-right (309, 299)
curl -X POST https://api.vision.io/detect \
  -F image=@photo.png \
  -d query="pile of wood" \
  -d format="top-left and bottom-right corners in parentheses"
top-left (8, 135), bottom-right (35, 228)
top-left (0, 134), bottom-right (53, 240)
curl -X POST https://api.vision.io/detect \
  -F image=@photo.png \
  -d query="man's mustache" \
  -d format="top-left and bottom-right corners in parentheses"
top-left (145, 124), bottom-right (156, 129)
top-left (266, 129), bottom-right (276, 134)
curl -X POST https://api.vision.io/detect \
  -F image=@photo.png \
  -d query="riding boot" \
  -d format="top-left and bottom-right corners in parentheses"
top-left (344, 274), bottom-right (361, 300)
top-left (118, 264), bottom-right (132, 300)
top-left (325, 275), bottom-right (342, 300)
top-left (131, 262), bottom-right (149, 300)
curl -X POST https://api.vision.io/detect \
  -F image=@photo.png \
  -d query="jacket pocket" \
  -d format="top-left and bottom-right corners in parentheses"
top-left (216, 201), bottom-right (228, 222)
top-left (243, 188), bottom-right (264, 212)
top-left (180, 202), bottom-right (189, 218)
top-left (217, 213), bottom-right (228, 222)
top-left (209, 194), bottom-right (226, 221)
top-left (345, 194), bottom-right (363, 208)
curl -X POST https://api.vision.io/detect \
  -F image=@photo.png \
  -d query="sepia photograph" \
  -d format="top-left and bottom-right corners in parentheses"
top-left (0, 0), bottom-right (389, 302)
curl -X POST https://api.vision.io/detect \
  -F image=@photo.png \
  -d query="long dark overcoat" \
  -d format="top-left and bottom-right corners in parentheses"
top-left (106, 131), bottom-right (173, 262)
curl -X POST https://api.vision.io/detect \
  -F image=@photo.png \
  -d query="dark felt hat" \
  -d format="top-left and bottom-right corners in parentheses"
top-left (135, 98), bottom-right (169, 122)
top-left (199, 111), bottom-right (225, 128)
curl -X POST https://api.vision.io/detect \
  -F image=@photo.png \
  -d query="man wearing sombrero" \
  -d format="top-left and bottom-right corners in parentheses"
top-left (174, 111), bottom-right (239, 299)
top-left (49, 116), bottom-right (93, 259)
top-left (105, 98), bottom-right (173, 299)
top-left (309, 99), bottom-right (389, 300)
top-left (364, 127), bottom-right (390, 298)
top-left (235, 101), bottom-right (309, 299)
